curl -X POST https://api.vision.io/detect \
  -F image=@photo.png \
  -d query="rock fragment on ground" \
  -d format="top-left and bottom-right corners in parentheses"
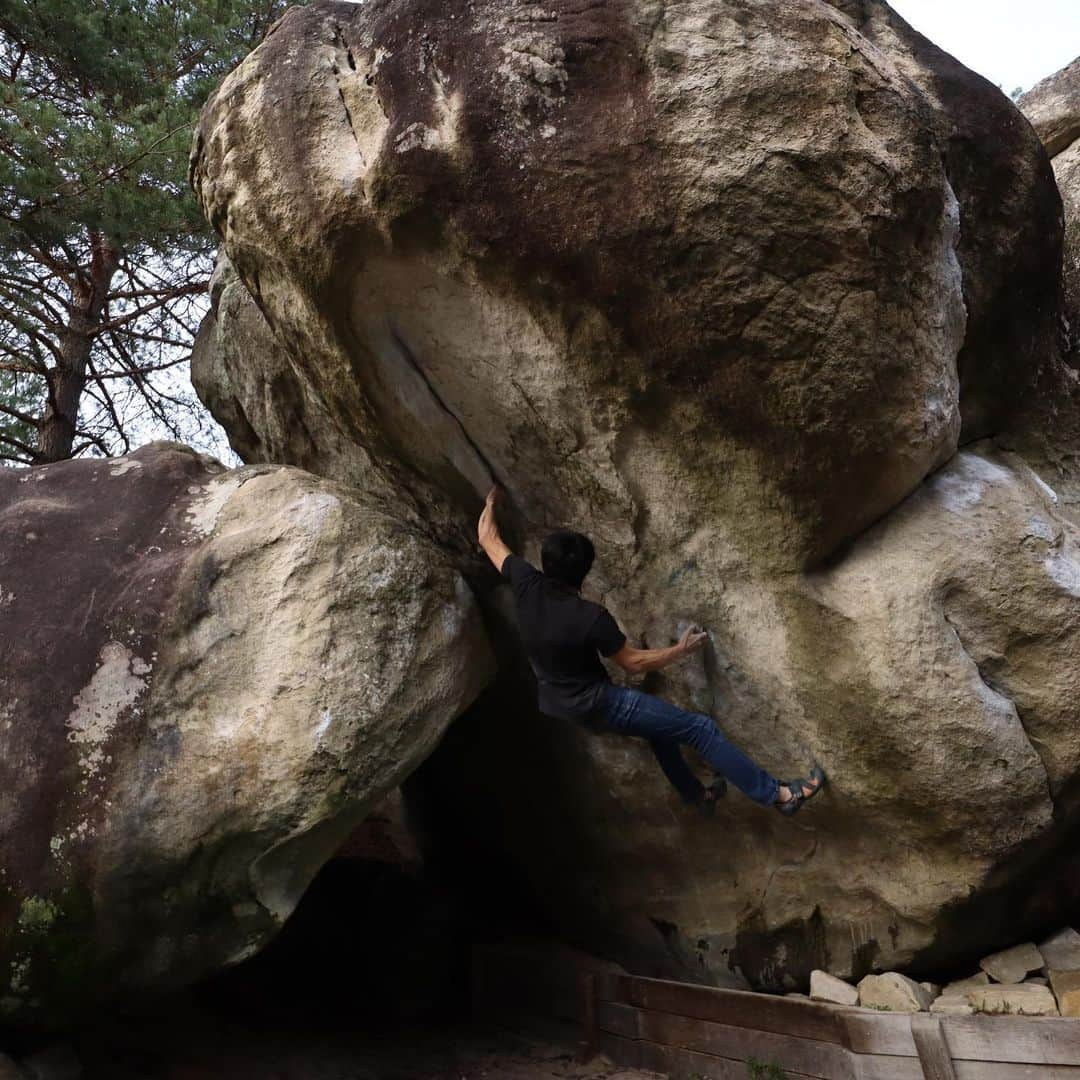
top-left (857, 973), bottom-right (934, 1013)
top-left (1049, 970), bottom-right (1080, 1017)
top-left (1039, 928), bottom-right (1080, 972)
top-left (943, 972), bottom-right (990, 995)
top-left (810, 971), bottom-right (859, 1006)
top-left (930, 995), bottom-right (975, 1016)
top-left (968, 984), bottom-right (1059, 1016)
top-left (979, 943), bottom-right (1044, 984)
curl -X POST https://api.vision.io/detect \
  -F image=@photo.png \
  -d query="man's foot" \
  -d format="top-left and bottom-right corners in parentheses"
top-left (775, 767), bottom-right (826, 816)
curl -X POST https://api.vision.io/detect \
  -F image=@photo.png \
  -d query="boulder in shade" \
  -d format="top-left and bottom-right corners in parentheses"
top-left (0, 445), bottom-right (493, 1022)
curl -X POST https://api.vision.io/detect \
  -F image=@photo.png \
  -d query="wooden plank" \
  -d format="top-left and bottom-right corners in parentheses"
top-left (598, 1030), bottom-right (827, 1080)
top-left (855, 1059), bottom-right (1080, 1080)
top-left (596, 1001), bottom-right (639, 1039)
top-left (910, 1015), bottom-right (957, 1080)
top-left (597, 1001), bottom-right (855, 1080)
top-left (844, 1011), bottom-right (1080, 1065)
top-left (478, 945), bottom-right (1080, 1071)
top-left (841, 1011), bottom-right (919, 1057)
top-left (597, 1001), bottom-right (1080, 1080)
top-left (603, 973), bottom-right (850, 1046)
top-left (953, 1066), bottom-right (1080, 1080)
top-left (578, 972), bottom-right (599, 1062)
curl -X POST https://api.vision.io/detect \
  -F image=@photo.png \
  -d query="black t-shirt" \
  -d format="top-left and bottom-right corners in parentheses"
top-left (501, 553), bottom-right (626, 720)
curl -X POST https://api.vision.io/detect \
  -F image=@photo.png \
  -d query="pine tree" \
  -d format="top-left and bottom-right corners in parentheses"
top-left (0, 0), bottom-right (285, 465)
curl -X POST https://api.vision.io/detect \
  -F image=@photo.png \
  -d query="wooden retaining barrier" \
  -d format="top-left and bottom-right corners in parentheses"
top-left (473, 942), bottom-right (1080, 1079)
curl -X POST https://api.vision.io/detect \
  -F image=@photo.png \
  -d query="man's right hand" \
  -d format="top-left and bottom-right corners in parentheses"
top-left (477, 486), bottom-right (512, 572)
top-left (612, 624), bottom-right (708, 675)
top-left (678, 625), bottom-right (708, 655)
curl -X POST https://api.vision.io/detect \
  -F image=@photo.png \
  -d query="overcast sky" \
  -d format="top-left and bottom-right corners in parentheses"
top-left (889, 0), bottom-right (1080, 95)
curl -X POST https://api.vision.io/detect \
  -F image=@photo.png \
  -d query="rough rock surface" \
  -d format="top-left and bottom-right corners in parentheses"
top-left (1040, 927), bottom-right (1080, 972)
top-left (0, 444), bottom-right (491, 1021)
top-left (190, 0), bottom-right (1080, 988)
top-left (968, 983), bottom-right (1059, 1016)
top-left (942, 972), bottom-right (989, 996)
top-left (1020, 58), bottom-right (1080, 159)
top-left (857, 972), bottom-right (933, 1013)
top-left (1021, 60), bottom-right (1080, 357)
top-left (929, 995), bottom-right (973, 1016)
top-left (1050, 969), bottom-right (1080, 1017)
top-left (810, 970), bottom-right (858, 1006)
top-left (979, 943), bottom-right (1043, 984)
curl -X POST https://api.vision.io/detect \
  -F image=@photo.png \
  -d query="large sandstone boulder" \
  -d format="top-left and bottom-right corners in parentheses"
top-left (0, 444), bottom-right (491, 1021)
top-left (1022, 60), bottom-right (1080, 358)
top-left (190, 0), bottom-right (1080, 987)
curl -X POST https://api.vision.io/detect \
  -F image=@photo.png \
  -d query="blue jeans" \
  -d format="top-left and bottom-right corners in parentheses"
top-left (594, 684), bottom-right (781, 806)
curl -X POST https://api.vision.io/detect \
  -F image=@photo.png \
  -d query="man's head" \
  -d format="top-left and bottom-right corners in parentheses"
top-left (541, 530), bottom-right (596, 589)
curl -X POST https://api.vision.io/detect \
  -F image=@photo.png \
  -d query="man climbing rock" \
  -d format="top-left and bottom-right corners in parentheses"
top-left (478, 489), bottom-right (825, 816)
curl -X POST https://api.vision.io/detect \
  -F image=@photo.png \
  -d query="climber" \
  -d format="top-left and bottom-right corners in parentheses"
top-left (477, 487), bottom-right (825, 816)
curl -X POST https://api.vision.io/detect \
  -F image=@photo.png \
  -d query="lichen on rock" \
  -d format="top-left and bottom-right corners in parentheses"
top-left (0, 444), bottom-right (493, 1021)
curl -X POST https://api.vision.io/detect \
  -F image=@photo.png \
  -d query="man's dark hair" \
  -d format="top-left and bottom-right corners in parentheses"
top-left (541, 530), bottom-right (596, 589)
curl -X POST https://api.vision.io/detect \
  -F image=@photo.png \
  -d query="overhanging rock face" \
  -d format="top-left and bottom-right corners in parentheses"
top-left (1021, 58), bottom-right (1080, 357)
top-left (0, 444), bottom-right (492, 1021)
top-left (190, 0), bottom-right (1080, 987)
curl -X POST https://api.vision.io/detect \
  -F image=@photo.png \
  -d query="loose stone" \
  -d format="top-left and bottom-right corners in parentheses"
top-left (930, 994), bottom-right (975, 1016)
top-left (1049, 969), bottom-right (1080, 1017)
top-left (1039, 928), bottom-right (1080, 973)
top-left (968, 983), bottom-right (1059, 1016)
top-left (810, 970), bottom-right (859, 1006)
top-left (943, 972), bottom-right (990, 995)
top-left (857, 972), bottom-right (934, 1013)
top-left (979, 943), bottom-right (1044, 984)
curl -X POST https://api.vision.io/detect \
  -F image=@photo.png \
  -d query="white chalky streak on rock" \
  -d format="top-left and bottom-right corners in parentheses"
top-left (930, 454), bottom-right (1011, 514)
top-left (1026, 516), bottom-right (1057, 542)
top-left (284, 491), bottom-right (340, 539)
top-left (1044, 550), bottom-right (1080, 597)
top-left (109, 459), bottom-right (143, 477)
top-left (67, 642), bottom-right (152, 778)
top-left (1032, 472), bottom-right (1060, 503)
top-left (185, 474), bottom-right (243, 538)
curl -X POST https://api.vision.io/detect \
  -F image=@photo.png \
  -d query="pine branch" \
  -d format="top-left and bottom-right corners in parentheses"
top-left (0, 398), bottom-right (40, 427)
top-left (86, 355), bottom-right (130, 454)
top-left (0, 427), bottom-right (38, 458)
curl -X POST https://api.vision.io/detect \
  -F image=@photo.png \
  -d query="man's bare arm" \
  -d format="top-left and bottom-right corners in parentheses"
top-left (611, 626), bottom-right (708, 675)
top-left (478, 487), bottom-right (513, 571)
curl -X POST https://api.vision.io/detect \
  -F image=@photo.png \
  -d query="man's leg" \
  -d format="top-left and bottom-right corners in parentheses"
top-left (648, 739), bottom-right (705, 805)
top-left (600, 685), bottom-right (780, 806)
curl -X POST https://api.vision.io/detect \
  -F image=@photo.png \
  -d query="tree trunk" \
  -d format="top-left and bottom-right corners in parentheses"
top-left (36, 233), bottom-right (119, 464)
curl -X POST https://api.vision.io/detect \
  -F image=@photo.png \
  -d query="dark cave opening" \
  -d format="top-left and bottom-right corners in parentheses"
top-left (58, 805), bottom-right (560, 1078)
